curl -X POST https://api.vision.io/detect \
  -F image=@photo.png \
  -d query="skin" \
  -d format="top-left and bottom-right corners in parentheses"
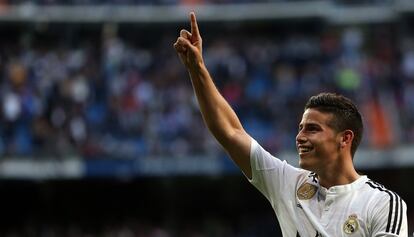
top-left (174, 12), bottom-right (252, 179)
top-left (296, 109), bottom-right (360, 188)
top-left (174, 12), bottom-right (359, 189)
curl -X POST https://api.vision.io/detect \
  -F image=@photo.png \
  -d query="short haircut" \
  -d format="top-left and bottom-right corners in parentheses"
top-left (305, 93), bottom-right (363, 158)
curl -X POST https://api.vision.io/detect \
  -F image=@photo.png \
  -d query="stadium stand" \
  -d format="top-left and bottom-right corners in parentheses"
top-left (0, 0), bottom-right (412, 236)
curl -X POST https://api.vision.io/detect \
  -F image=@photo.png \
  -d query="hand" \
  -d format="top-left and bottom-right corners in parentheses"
top-left (174, 12), bottom-right (203, 70)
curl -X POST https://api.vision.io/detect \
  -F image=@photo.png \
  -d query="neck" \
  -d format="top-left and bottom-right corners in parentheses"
top-left (317, 159), bottom-right (360, 189)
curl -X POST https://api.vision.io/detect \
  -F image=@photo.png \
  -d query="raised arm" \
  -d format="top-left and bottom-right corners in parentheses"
top-left (174, 12), bottom-right (252, 178)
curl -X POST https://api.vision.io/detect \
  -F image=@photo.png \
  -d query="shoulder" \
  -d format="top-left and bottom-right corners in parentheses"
top-left (363, 179), bottom-right (405, 205)
top-left (363, 179), bottom-right (406, 235)
top-left (250, 138), bottom-right (291, 171)
top-left (249, 138), bottom-right (309, 188)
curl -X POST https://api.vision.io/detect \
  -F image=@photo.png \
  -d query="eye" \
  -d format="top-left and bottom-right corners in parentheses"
top-left (298, 124), bottom-right (322, 133)
top-left (307, 125), bottom-right (321, 132)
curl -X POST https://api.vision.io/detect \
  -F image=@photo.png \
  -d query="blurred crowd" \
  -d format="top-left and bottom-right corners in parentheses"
top-left (0, 0), bottom-right (392, 6)
top-left (1, 23), bottom-right (414, 160)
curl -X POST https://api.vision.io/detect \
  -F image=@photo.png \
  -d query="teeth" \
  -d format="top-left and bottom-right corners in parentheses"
top-left (299, 147), bottom-right (312, 153)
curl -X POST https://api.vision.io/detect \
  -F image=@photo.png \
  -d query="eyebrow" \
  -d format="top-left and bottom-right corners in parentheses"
top-left (298, 122), bottom-right (322, 129)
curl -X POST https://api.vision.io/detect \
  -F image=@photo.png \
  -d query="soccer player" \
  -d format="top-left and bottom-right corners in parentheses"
top-left (174, 12), bottom-right (408, 237)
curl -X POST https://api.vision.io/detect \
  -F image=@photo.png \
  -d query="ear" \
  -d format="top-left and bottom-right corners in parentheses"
top-left (340, 130), bottom-right (354, 149)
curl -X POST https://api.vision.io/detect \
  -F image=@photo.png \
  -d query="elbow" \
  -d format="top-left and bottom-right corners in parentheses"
top-left (213, 127), bottom-right (246, 148)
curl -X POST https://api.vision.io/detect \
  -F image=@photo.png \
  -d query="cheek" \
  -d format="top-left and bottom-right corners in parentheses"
top-left (313, 137), bottom-right (339, 153)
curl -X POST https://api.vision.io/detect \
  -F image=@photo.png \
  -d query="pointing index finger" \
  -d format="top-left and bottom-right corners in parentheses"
top-left (190, 12), bottom-right (200, 39)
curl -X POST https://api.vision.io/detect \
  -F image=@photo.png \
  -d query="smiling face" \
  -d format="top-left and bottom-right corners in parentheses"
top-left (296, 108), bottom-right (342, 173)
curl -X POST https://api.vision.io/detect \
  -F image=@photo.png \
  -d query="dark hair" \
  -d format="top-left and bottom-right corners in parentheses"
top-left (305, 93), bottom-right (363, 158)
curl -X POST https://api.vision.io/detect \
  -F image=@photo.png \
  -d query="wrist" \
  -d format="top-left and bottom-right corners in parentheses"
top-left (188, 60), bottom-right (205, 74)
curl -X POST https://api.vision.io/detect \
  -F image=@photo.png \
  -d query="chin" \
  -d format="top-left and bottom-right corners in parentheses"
top-left (299, 163), bottom-right (311, 171)
top-left (298, 159), bottom-right (307, 169)
top-left (299, 159), bottom-right (315, 172)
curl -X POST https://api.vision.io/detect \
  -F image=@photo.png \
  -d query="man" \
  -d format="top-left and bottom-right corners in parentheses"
top-left (173, 12), bottom-right (407, 237)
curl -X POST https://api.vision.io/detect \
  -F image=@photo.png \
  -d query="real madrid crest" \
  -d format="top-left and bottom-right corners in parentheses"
top-left (343, 214), bottom-right (359, 234)
top-left (296, 183), bottom-right (318, 200)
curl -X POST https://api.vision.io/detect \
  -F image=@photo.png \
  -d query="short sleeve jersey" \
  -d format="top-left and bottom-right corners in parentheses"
top-left (248, 139), bottom-right (408, 237)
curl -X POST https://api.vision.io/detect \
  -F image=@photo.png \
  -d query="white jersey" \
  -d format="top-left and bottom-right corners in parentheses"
top-left (248, 139), bottom-right (408, 237)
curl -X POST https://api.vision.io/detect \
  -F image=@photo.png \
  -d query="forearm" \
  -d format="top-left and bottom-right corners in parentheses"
top-left (174, 12), bottom-right (252, 177)
top-left (188, 63), bottom-right (244, 145)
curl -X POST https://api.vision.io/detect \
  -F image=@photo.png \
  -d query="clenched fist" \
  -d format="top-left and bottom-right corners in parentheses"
top-left (174, 12), bottom-right (204, 70)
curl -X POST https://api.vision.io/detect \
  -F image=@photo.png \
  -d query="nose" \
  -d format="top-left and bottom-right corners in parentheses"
top-left (296, 131), bottom-right (307, 145)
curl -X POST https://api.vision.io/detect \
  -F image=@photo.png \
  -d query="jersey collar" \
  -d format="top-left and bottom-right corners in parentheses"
top-left (319, 175), bottom-right (368, 196)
